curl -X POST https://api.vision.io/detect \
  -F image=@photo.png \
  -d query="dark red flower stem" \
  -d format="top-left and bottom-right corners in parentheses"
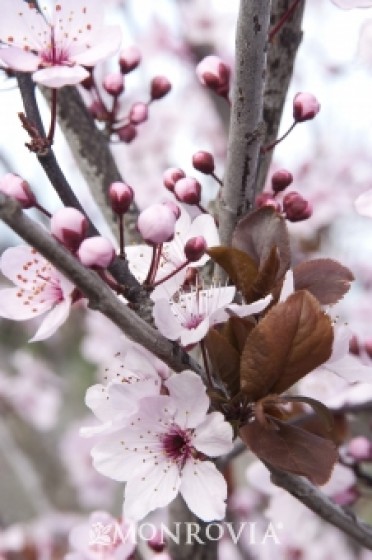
top-left (269, 0), bottom-right (302, 43)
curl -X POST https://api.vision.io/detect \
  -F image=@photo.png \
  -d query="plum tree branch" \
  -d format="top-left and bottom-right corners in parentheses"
top-left (218, 0), bottom-right (271, 248)
top-left (0, 193), bottom-right (205, 380)
top-left (15, 73), bottom-right (151, 315)
top-left (269, 465), bottom-right (372, 550)
top-left (256, 0), bottom-right (305, 192)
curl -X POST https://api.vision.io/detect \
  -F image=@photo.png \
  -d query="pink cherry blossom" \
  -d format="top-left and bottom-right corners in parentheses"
top-left (91, 370), bottom-right (233, 521)
top-left (77, 237), bottom-right (115, 269)
top-left (0, 245), bottom-right (76, 341)
top-left (127, 210), bottom-right (220, 300)
top-left (82, 346), bottom-right (163, 437)
top-left (153, 286), bottom-right (271, 347)
top-left (0, 0), bottom-right (122, 87)
top-left (0, 173), bottom-right (36, 208)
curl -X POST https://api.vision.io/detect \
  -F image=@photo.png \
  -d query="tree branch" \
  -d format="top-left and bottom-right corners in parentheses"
top-left (218, 0), bottom-right (271, 247)
top-left (269, 465), bottom-right (372, 550)
top-left (15, 73), bottom-right (151, 315)
top-left (0, 193), bottom-right (205, 380)
top-left (256, 0), bottom-right (305, 192)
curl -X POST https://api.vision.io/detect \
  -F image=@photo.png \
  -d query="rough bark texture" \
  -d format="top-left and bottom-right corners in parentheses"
top-left (218, 0), bottom-right (272, 248)
top-left (256, 0), bottom-right (306, 192)
top-left (168, 497), bottom-right (218, 560)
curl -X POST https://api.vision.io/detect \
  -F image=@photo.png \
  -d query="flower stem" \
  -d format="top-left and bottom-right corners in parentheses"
top-left (118, 214), bottom-right (125, 258)
top-left (261, 121), bottom-right (297, 153)
top-left (150, 260), bottom-right (189, 289)
top-left (200, 339), bottom-right (213, 388)
top-left (34, 202), bottom-right (52, 218)
top-left (145, 243), bottom-right (163, 286)
top-left (269, 0), bottom-right (302, 43)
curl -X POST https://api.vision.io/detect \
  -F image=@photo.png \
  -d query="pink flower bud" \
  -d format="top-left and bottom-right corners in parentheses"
top-left (184, 236), bottom-right (207, 262)
top-left (271, 169), bottom-right (293, 193)
top-left (103, 73), bottom-right (124, 96)
top-left (89, 100), bottom-right (108, 121)
top-left (77, 236), bottom-right (115, 268)
top-left (150, 76), bottom-right (172, 100)
top-left (293, 92), bottom-right (320, 122)
top-left (163, 167), bottom-right (186, 191)
top-left (283, 191), bottom-right (312, 222)
top-left (108, 182), bottom-right (134, 215)
top-left (0, 173), bottom-right (36, 208)
top-left (255, 192), bottom-right (280, 211)
top-left (162, 200), bottom-right (181, 219)
top-left (332, 487), bottom-right (359, 507)
top-left (129, 102), bottom-right (148, 125)
top-left (50, 207), bottom-right (88, 252)
top-left (119, 45), bottom-right (141, 74)
top-left (117, 124), bottom-right (137, 143)
top-left (174, 177), bottom-right (201, 205)
top-left (347, 437), bottom-right (372, 461)
top-left (148, 531), bottom-right (166, 554)
top-left (196, 55), bottom-right (231, 97)
top-left (137, 203), bottom-right (178, 244)
top-left (192, 151), bottom-right (215, 174)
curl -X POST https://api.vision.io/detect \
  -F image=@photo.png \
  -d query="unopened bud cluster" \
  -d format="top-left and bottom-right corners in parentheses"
top-left (255, 169), bottom-right (312, 222)
top-left (86, 44), bottom-right (171, 144)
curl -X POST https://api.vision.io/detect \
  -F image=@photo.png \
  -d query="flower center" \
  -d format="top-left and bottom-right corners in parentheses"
top-left (161, 426), bottom-right (193, 466)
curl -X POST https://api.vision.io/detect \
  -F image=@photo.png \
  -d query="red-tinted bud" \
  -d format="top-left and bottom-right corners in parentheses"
top-left (117, 124), bottom-right (137, 143)
top-left (293, 92), bottom-right (320, 122)
top-left (137, 203), bottom-right (178, 244)
top-left (163, 167), bottom-right (186, 191)
top-left (255, 192), bottom-right (281, 211)
top-left (174, 177), bottom-right (201, 205)
top-left (129, 102), bottom-right (148, 125)
top-left (150, 76), bottom-right (172, 100)
top-left (108, 182), bottom-right (134, 215)
top-left (0, 173), bottom-right (36, 209)
top-left (271, 169), bottom-right (293, 193)
top-left (184, 236), bottom-right (207, 262)
top-left (349, 335), bottom-right (360, 355)
top-left (192, 151), bottom-right (215, 174)
top-left (283, 191), bottom-right (312, 222)
top-left (51, 207), bottom-right (88, 252)
top-left (162, 200), bottom-right (181, 219)
top-left (77, 236), bottom-right (115, 269)
top-left (119, 45), bottom-right (141, 74)
top-left (196, 55), bottom-right (231, 98)
top-left (347, 437), bottom-right (372, 461)
top-left (148, 531), bottom-right (166, 554)
top-left (332, 486), bottom-right (360, 507)
top-left (103, 73), bottom-right (124, 96)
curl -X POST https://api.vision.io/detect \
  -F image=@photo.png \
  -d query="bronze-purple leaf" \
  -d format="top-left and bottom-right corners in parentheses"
top-left (207, 246), bottom-right (258, 299)
top-left (240, 291), bottom-right (333, 401)
top-left (240, 418), bottom-right (338, 485)
top-left (232, 207), bottom-right (290, 281)
top-left (205, 328), bottom-right (241, 396)
top-left (293, 259), bottom-right (354, 305)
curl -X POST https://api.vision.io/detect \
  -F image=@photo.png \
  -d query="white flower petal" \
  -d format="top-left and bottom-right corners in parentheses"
top-left (0, 288), bottom-right (50, 320)
top-left (180, 460), bottom-right (228, 521)
top-left (165, 371), bottom-right (209, 428)
top-left (30, 298), bottom-right (71, 342)
top-left (153, 299), bottom-right (184, 340)
top-left (124, 461), bottom-right (181, 521)
top-left (33, 65), bottom-right (89, 87)
top-left (71, 26), bottom-right (122, 66)
top-left (193, 412), bottom-right (233, 456)
top-left (0, 47), bottom-right (41, 71)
